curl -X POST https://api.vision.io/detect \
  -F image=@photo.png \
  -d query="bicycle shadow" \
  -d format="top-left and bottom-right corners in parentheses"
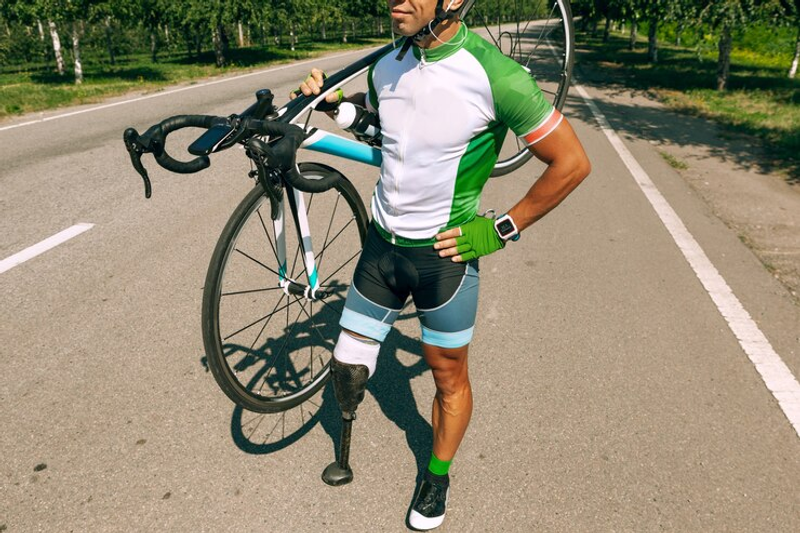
top-left (201, 295), bottom-right (434, 474)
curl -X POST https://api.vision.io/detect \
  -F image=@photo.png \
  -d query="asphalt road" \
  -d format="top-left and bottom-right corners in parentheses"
top-left (2, 45), bottom-right (799, 532)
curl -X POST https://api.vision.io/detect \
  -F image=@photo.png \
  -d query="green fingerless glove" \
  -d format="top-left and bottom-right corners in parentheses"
top-left (454, 216), bottom-right (505, 261)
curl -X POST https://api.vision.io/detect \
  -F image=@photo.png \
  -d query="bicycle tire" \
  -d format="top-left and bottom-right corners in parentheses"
top-left (469, 0), bottom-right (574, 177)
top-left (202, 163), bottom-right (369, 413)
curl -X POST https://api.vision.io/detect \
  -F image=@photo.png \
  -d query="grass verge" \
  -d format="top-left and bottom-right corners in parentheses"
top-left (575, 31), bottom-right (799, 183)
top-left (0, 38), bottom-right (385, 120)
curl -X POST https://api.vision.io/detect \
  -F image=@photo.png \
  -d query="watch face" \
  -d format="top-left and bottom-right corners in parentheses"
top-left (496, 218), bottom-right (515, 237)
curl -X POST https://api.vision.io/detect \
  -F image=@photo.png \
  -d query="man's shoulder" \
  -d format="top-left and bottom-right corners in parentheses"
top-left (462, 31), bottom-right (515, 69)
top-left (461, 31), bottom-right (534, 92)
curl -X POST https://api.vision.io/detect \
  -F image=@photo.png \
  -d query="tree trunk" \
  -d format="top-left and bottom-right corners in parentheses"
top-left (150, 31), bottom-right (158, 62)
top-left (37, 19), bottom-right (45, 41)
top-left (379, 17), bottom-right (384, 35)
top-left (195, 33), bottom-right (202, 56)
top-left (676, 23), bottom-right (683, 47)
top-left (789, 26), bottom-right (799, 79)
top-left (352, 21), bottom-right (356, 40)
top-left (648, 18), bottom-right (658, 63)
top-left (72, 21), bottom-right (84, 84)
top-left (602, 18), bottom-right (611, 43)
top-left (716, 23), bottom-right (732, 91)
top-left (629, 18), bottom-right (638, 51)
top-left (342, 20), bottom-right (348, 43)
top-left (48, 21), bottom-right (65, 75)
top-left (290, 23), bottom-right (296, 51)
top-left (104, 17), bottom-right (116, 65)
top-left (238, 20), bottom-right (244, 47)
top-left (213, 25), bottom-right (226, 67)
top-left (321, 19), bottom-right (327, 40)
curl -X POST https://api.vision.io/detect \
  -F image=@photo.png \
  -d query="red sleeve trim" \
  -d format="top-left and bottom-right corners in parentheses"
top-left (521, 108), bottom-right (563, 146)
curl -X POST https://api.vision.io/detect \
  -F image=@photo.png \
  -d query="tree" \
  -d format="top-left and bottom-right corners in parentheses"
top-left (771, 0), bottom-right (800, 77)
top-left (34, 0), bottom-right (93, 83)
top-left (695, 0), bottom-right (765, 90)
top-left (642, 0), bottom-right (672, 63)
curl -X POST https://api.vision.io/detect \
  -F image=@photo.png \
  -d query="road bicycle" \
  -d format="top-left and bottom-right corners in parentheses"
top-left (123, 0), bottom-right (574, 415)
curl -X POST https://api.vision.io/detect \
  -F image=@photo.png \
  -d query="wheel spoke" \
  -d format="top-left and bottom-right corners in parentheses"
top-left (221, 286), bottom-right (282, 297)
top-left (222, 294), bottom-right (302, 341)
top-left (316, 192), bottom-right (342, 274)
top-left (256, 208), bottom-right (279, 266)
top-left (234, 248), bottom-right (283, 278)
top-left (259, 295), bottom-right (309, 391)
top-left (316, 216), bottom-right (356, 266)
top-left (296, 296), bottom-right (337, 347)
top-left (319, 249), bottom-right (361, 287)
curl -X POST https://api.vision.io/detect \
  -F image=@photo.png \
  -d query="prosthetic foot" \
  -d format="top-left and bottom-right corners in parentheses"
top-left (322, 357), bottom-right (369, 486)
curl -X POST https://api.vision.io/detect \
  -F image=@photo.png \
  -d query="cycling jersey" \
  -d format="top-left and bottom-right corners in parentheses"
top-left (366, 23), bottom-right (561, 243)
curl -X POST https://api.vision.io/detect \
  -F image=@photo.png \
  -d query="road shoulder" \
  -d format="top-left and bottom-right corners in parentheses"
top-left (576, 65), bottom-right (800, 305)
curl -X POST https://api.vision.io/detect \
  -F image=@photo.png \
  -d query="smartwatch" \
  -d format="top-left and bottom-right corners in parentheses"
top-left (494, 213), bottom-right (520, 242)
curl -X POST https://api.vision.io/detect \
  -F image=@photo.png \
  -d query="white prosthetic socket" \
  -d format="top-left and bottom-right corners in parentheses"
top-left (333, 330), bottom-right (380, 378)
top-left (330, 330), bottom-right (380, 419)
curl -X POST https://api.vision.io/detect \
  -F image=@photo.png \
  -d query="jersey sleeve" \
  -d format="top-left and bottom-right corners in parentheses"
top-left (492, 61), bottom-right (562, 146)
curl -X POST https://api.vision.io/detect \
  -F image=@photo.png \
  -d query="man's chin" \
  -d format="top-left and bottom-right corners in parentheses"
top-left (391, 21), bottom-right (423, 37)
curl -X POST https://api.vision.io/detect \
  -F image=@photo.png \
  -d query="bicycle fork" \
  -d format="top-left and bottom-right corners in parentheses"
top-left (272, 186), bottom-right (359, 486)
top-left (273, 187), bottom-right (328, 300)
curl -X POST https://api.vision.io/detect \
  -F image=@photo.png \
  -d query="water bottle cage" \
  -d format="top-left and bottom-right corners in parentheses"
top-left (351, 114), bottom-right (383, 147)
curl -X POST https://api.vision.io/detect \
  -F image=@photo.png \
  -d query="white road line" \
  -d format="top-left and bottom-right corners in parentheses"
top-left (0, 48), bottom-right (371, 133)
top-left (574, 83), bottom-right (800, 438)
top-left (0, 223), bottom-right (94, 274)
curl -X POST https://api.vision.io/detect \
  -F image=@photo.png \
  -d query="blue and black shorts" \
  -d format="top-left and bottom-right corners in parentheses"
top-left (340, 223), bottom-right (480, 348)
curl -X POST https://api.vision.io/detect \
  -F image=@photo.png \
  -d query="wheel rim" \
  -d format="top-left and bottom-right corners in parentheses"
top-left (212, 179), bottom-right (364, 407)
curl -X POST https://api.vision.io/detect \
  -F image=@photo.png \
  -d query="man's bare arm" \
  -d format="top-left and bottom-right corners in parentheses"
top-left (506, 117), bottom-right (591, 232)
top-left (434, 117), bottom-right (590, 261)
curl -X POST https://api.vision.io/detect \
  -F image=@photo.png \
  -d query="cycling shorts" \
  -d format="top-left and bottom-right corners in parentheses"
top-left (340, 223), bottom-right (480, 348)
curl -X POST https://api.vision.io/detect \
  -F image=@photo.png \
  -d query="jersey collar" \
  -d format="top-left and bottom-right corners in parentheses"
top-left (412, 23), bottom-right (468, 63)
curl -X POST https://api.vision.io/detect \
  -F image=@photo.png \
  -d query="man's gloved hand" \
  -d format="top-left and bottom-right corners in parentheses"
top-left (289, 68), bottom-right (343, 105)
top-left (434, 216), bottom-right (505, 262)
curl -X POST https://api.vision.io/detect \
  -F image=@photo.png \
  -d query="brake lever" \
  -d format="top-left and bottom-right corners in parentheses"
top-left (123, 127), bottom-right (153, 198)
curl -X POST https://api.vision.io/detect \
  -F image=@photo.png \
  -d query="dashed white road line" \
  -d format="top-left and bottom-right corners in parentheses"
top-left (573, 83), bottom-right (800, 438)
top-left (0, 223), bottom-right (94, 274)
top-left (0, 48), bottom-right (371, 133)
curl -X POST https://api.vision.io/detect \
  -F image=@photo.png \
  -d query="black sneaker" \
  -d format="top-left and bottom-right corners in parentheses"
top-left (408, 475), bottom-right (450, 530)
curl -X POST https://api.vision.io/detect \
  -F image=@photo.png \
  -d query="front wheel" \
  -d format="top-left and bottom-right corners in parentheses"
top-left (203, 163), bottom-right (369, 413)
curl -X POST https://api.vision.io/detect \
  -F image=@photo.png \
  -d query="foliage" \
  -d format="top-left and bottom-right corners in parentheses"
top-left (576, 28), bottom-right (800, 180)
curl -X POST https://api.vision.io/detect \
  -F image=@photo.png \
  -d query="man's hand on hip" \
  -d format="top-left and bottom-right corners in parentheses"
top-left (434, 216), bottom-right (505, 263)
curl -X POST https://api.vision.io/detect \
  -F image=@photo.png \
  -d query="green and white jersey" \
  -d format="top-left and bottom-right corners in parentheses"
top-left (367, 24), bottom-right (561, 244)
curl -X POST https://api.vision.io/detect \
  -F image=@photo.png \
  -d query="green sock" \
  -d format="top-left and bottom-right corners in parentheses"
top-left (427, 452), bottom-right (452, 476)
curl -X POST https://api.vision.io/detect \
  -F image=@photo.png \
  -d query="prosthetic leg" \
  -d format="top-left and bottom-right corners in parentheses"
top-left (322, 357), bottom-right (369, 486)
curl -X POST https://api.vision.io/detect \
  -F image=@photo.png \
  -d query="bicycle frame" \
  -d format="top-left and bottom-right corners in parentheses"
top-left (261, 42), bottom-right (393, 302)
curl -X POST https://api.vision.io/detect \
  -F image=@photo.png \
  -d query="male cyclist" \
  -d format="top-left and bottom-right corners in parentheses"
top-left (293, 0), bottom-right (590, 529)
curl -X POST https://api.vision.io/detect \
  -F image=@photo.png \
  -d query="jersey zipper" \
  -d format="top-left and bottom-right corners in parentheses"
top-left (391, 61), bottom-right (421, 244)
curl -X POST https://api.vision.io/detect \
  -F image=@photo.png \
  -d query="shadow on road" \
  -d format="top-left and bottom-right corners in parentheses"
top-left (205, 305), bottom-right (434, 475)
top-left (568, 70), bottom-right (799, 185)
